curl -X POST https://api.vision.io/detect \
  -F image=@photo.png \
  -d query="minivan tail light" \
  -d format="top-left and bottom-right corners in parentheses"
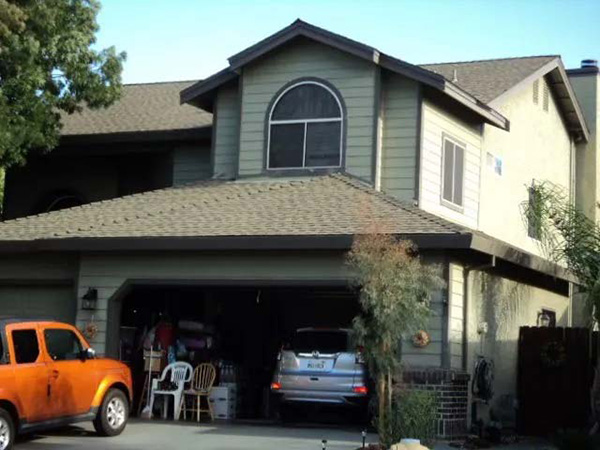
top-left (353, 386), bottom-right (368, 395)
top-left (271, 382), bottom-right (282, 391)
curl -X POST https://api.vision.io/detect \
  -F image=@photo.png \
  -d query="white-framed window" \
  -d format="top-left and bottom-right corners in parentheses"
top-left (486, 152), bottom-right (503, 176)
top-left (267, 81), bottom-right (343, 170)
top-left (441, 135), bottom-right (465, 208)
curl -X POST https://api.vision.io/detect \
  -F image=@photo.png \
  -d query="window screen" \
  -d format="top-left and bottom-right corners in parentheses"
top-left (45, 329), bottom-right (84, 361)
top-left (268, 82), bottom-right (342, 169)
top-left (12, 329), bottom-right (40, 364)
top-left (441, 137), bottom-right (465, 207)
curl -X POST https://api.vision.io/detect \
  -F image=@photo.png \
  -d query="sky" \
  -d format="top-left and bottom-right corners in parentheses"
top-left (95, 0), bottom-right (600, 85)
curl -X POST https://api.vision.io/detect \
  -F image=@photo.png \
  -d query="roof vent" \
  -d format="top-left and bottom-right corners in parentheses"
top-left (581, 59), bottom-right (598, 69)
top-left (452, 69), bottom-right (458, 83)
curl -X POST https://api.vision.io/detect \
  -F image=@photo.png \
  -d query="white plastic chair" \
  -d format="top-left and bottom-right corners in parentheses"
top-left (148, 361), bottom-right (193, 420)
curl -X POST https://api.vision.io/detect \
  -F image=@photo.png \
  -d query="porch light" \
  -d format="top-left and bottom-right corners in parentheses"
top-left (82, 288), bottom-right (98, 311)
top-left (537, 311), bottom-right (551, 327)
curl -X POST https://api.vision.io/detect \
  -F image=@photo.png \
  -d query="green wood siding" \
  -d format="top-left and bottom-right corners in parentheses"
top-left (381, 73), bottom-right (420, 201)
top-left (213, 83), bottom-right (241, 179)
top-left (172, 144), bottom-right (212, 185)
top-left (239, 39), bottom-right (376, 179)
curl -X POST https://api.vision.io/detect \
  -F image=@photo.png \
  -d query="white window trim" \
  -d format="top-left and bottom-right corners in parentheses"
top-left (266, 81), bottom-right (343, 170)
top-left (440, 134), bottom-right (466, 211)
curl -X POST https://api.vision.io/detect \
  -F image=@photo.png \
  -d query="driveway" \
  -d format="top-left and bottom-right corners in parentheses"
top-left (16, 420), bottom-right (374, 450)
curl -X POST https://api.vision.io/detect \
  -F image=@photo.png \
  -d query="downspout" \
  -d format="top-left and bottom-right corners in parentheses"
top-left (463, 255), bottom-right (496, 372)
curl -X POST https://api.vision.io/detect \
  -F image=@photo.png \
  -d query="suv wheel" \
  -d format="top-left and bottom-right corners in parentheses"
top-left (0, 408), bottom-right (14, 450)
top-left (93, 389), bottom-right (129, 437)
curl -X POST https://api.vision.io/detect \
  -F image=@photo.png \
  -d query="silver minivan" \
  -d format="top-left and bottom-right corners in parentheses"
top-left (270, 328), bottom-right (368, 410)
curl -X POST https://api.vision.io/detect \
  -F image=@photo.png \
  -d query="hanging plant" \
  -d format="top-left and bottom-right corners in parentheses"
top-left (412, 330), bottom-right (431, 348)
top-left (540, 341), bottom-right (566, 368)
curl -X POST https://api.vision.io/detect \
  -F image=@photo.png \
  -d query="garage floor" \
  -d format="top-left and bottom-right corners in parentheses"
top-left (17, 420), bottom-right (375, 450)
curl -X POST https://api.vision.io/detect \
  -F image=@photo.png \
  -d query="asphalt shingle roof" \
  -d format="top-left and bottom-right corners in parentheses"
top-left (60, 81), bottom-right (213, 136)
top-left (420, 56), bottom-right (558, 104)
top-left (0, 174), bottom-right (465, 241)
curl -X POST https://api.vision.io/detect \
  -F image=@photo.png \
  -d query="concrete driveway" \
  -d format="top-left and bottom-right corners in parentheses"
top-left (16, 420), bottom-right (374, 450)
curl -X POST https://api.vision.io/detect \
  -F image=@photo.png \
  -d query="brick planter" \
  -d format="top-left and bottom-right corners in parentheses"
top-left (402, 368), bottom-right (470, 439)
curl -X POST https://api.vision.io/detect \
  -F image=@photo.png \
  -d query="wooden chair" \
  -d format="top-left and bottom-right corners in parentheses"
top-left (182, 363), bottom-right (216, 422)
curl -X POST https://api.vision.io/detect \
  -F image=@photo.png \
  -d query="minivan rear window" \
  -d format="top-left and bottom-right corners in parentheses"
top-left (291, 330), bottom-right (349, 354)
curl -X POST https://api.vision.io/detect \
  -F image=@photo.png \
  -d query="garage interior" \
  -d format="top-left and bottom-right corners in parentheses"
top-left (117, 284), bottom-right (360, 420)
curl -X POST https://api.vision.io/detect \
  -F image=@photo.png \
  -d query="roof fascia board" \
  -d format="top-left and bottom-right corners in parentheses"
top-left (489, 58), bottom-right (590, 142)
top-left (441, 82), bottom-right (509, 130)
top-left (60, 127), bottom-right (211, 145)
top-left (180, 69), bottom-right (238, 106)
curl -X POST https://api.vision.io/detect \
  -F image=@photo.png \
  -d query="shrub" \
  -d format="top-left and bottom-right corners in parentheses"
top-left (392, 388), bottom-right (437, 446)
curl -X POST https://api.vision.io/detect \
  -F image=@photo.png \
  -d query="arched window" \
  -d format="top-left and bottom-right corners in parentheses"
top-left (267, 81), bottom-right (343, 170)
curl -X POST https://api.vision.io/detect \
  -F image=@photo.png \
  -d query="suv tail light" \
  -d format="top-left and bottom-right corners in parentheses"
top-left (353, 386), bottom-right (368, 395)
top-left (355, 345), bottom-right (365, 364)
top-left (271, 382), bottom-right (282, 391)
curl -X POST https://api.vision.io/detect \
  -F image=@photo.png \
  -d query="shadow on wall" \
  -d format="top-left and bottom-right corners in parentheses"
top-left (466, 271), bottom-right (568, 427)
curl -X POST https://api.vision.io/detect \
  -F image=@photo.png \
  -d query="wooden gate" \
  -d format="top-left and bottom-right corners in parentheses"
top-left (517, 327), bottom-right (596, 435)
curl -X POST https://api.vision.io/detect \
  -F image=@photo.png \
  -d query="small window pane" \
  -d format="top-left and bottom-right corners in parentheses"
top-left (305, 122), bottom-right (341, 167)
top-left (45, 329), bottom-right (83, 361)
top-left (272, 84), bottom-right (341, 120)
top-left (12, 329), bottom-right (39, 364)
top-left (442, 140), bottom-right (454, 202)
top-left (453, 144), bottom-right (464, 206)
top-left (269, 123), bottom-right (305, 168)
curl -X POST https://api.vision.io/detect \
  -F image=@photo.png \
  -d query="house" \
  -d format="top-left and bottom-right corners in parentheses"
top-left (0, 20), bottom-right (592, 436)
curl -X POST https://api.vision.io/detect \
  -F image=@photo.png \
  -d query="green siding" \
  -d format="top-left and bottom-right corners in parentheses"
top-left (239, 39), bottom-right (376, 179)
top-left (213, 84), bottom-right (241, 179)
top-left (172, 144), bottom-right (212, 185)
top-left (381, 73), bottom-right (420, 201)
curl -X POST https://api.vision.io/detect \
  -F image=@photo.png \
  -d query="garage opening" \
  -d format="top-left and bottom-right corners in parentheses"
top-left (117, 284), bottom-right (360, 420)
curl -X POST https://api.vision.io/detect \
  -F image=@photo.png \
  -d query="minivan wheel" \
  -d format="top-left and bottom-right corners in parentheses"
top-left (0, 408), bottom-right (14, 450)
top-left (94, 389), bottom-right (129, 437)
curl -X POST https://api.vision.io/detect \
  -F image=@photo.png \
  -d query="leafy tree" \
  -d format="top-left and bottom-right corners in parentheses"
top-left (522, 181), bottom-right (600, 427)
top-left (347, 234), bottom-right (445, 446)
top-left (0, 0), bottom-right (125, 167)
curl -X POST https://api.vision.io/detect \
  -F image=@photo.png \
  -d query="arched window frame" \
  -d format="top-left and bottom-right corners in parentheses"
top-left (266, 80), bottom-right (344, 171)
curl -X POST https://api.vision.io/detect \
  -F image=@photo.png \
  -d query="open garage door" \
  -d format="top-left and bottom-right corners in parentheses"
top-left (0, 285), bottom-right (75, 323)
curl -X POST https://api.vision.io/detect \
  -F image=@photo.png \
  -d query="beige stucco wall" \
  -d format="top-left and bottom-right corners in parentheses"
top-left (419, 99), bottom-right (483, 229)
top-left (569, 73), bottom-right (599, 222)
top-left (480, 77), bottom-right (573, 256)
top-left (465, 269), bottom-right (570, 426)
top-left (238, 39), bottom-right (376, 180)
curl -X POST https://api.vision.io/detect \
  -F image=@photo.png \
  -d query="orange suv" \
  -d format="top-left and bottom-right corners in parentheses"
top-left (0, 318), bottom-right (132, 450)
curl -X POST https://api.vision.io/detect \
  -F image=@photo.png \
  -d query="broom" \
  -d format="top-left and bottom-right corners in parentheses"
top-left (140, 346), bottom-right (154, 419)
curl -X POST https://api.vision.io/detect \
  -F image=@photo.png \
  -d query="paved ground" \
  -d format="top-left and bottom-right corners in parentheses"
top-left (15, 420), bottom-right (556, 450)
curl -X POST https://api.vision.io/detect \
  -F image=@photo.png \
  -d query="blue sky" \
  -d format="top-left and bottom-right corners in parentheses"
top-left (95, 0), bottom-right (600, 84)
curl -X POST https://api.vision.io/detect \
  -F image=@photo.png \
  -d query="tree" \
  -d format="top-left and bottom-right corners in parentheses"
top-left (0, 0), bottom-right (125, 167)
top-left (522, 181), bottom-right (600, 428)
top-left (347, 234), bottom-right (445, 446)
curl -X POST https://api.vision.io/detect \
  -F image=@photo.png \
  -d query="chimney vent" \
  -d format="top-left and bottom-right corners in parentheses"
top-left (581, 59), bottom-right (598, 69)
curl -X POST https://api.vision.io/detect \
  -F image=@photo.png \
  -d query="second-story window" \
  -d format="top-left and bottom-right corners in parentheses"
top-left (441, 136), bottom-right (465, 208)
top-left (267, 81), bottom-right (343, 170)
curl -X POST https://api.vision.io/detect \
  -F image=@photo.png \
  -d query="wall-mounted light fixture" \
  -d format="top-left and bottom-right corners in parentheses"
top-left (537, 311), bottom-right (551, 327)
top-left (82, 288), bottom-right (98, 311)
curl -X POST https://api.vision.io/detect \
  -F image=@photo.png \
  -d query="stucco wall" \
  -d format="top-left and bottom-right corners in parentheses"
top-left (480, 76), bottom-right (573, 256)
top-left (465, 269), bottom-right (570, 426)
top-left (238, 39), bottom-right (376, 180)
top-left (569, 73), bottom-right (599, 222)
top-left (380, 72), bottom-right (420, 201)
top-left (419, 99), bottom-right (482, 229)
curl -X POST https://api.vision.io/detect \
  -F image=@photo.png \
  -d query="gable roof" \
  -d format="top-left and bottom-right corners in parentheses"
top-left (60, 80), bottom-right (213, 139)
top-left (0, 173), bottom-right (570, 282)
top-left (421, 56), bottom-right (558, 104)
top-left (181, 20), bottom-right (509, 131)
top-left (422, 56), bottom-right (589, 140)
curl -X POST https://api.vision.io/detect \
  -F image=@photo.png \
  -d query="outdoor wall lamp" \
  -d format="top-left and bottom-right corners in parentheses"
top-left (82, 288), bottom-right (98, 310)
top-left (537, 311), bottom-right (551, 327)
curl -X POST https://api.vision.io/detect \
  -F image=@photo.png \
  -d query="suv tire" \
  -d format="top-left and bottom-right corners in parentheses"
top-left (93, 389), bottom-right (129, 437)
top-left (0, 408), bottom-right (14, 450)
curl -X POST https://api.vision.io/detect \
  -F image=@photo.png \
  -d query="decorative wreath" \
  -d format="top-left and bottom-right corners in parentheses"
top-left (412, 330), bottom-right (431, 348)
top-left (83, 320), bottom-right (99, 341)
top-left (540, 341), bottom-right (566, 368)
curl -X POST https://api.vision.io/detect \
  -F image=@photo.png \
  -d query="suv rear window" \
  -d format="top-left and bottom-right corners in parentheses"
top-left (291, 330), bottom-right (350, 354)
top-left (12, 329), bottom-right (40, 364)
